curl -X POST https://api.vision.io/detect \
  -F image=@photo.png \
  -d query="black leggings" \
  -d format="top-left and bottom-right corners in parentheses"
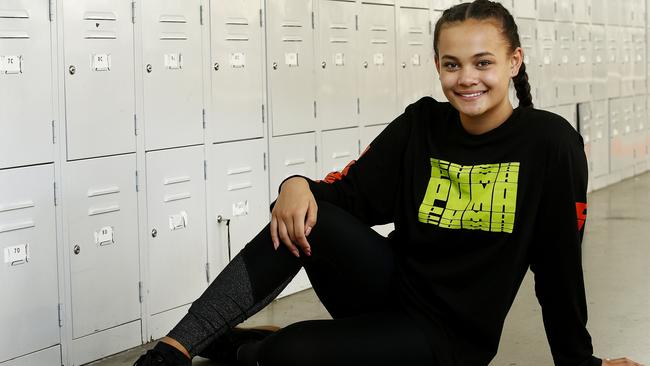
top-left (168, 200), bottom-right (435, 366)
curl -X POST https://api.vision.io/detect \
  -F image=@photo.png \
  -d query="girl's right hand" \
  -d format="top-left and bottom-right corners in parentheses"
top-left (602, 357), bottom-right (645, 366)
top-left (270, 177), bottom-right (318, 258)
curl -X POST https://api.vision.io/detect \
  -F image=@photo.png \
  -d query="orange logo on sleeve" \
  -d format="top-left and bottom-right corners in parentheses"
top-left (576, 202), bottom-right (587, 231)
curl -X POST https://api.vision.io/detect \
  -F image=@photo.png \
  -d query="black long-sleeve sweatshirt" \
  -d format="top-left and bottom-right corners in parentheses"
top-left (278, 97), bottom-right (601, 366)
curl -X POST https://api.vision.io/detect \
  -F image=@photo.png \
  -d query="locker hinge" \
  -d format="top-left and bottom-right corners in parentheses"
top-left (313, 101), bottom-right (317, 118)
top-left (261, 104), bottom-right (265, 124)
top-left (58, 303), bottom-right (64, 327)
top-left (138, 282), bottom-right (143, 303)
top-left (53, 182), bottom-right (58, 206)
top-left (48, 0), bottom-right (54, 21)
top-left (355, 15), bottom-right (359, 31)
top-left (357, 97), bottom-right (360, 114)
top-left (358, 139), bottom-right (361, 155)
top-left (205, 263), bottom-right (211, 283)
top-left (263, 152), bottom-right (267, 171)
top-left (311, 11), bottom-right (315, 29)
top-left (204, 160), bottom-right (207, 180)
top-left (202, 109), bottom-right (206, 129)
top-left (135, 171), bottom-right (139, 192)
top-left (200, 5), bottom-right (204, 26)
top-left (314, 145), bottom-right (318, 163)
top-left (134, 114), bottom-right (138, 135)
top-left (51, 120), bottom-right (56, 144)
top-left (429, 20), bottom-right (432, 35)
top-left (131, 1), bottom-right (135, 23)
top-left (259, 8), bottom-right (263, 28)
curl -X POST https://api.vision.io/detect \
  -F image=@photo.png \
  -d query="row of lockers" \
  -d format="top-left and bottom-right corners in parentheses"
top-left (495, 0), bottom-right (646, 25)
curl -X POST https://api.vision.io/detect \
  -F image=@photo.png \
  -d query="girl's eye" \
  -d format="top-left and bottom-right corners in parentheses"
top-left (443, 63), bottom-right (459, 70)
top-left (477, 60), bottom-right (492, 67)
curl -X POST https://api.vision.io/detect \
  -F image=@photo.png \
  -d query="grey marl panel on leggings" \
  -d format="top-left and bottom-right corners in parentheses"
top-left (167, 254), bottom-right (294, 357)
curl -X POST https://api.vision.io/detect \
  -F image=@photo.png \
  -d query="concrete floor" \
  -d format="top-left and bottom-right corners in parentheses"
top-left (91, 172), bottom-right (650, 366)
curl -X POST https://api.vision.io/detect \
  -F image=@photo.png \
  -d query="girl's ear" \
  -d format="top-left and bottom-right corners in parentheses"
top-left (510, 47), bottom-right (523, 77)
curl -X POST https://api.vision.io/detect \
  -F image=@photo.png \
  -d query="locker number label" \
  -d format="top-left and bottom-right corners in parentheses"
top-left (232, 200), bottom-right (249, 217)
top-left (165, 53), bottom-right (182, 69)
top-left (411, 54), bottom-right (421, 66)
top-left (230, 52), bottom-right (246, 68)
top-left (4, 244), bottom-right (29, 264)
top-left (92, 53), bottom-right (111, 71)
top-left (285, 52), bottom-right (299, 67)
top-left (373, 53), bottom-right (384, 66)
top-left (0, 55), bottom-right (22, 74)
top-left (334, 53), bottom-right (345, 66)
top-left (169, 211), bottom-right (188, 231)
top-left (95, 226), bottom-right (115, 246)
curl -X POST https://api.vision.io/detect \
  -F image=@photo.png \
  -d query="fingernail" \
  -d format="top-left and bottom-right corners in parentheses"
top-left (273, 240), bottom-right (278, 250)
top-left (305, 226), bottom-right (312, 236)
top-left (293, 250), bottom-right (300, 258)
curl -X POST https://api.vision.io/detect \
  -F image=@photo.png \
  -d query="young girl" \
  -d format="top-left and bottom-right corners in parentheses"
top-left (135, 1), bottom-right (643, 365)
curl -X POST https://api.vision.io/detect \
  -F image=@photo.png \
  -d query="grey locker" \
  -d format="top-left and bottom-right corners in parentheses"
top-left (0, 346), bottom-right (60, 366)
top-left (633, 96), bottom-right (647, 165)
top-left (358, 3), bottom-right (398, 126)
top-left (63, 0), bottom-right (136, 160)
top-left (575, 24), bottom-right (592, 103)
top-left (621, 98), bottom-right (636, 170)
top-left (536, 0), bottom-right (555, 20)
top-left (320, 128), bottom-right (360, 178)
top-left (210, 0), bottom-right (265, 143)
top-left (536, 20), bottom-right (556, 108)
top-left (398, 0), bottom-right (429, 8)
top-left (430, 9), bottom-right (445, 102)
top-left (606, 0), bottom-right (622, 25)
top-left (432, 0), bottom-right (456, 11)
top-left (591, 0), bottom-right (606, 24)
top-left (142, 0), bottom-right (204, 151)
top-left (549, 104), bottom-right (577, 130)
top-left (606, 26), bottom-right (622, 98)
top-left (267, 0), bottom-right (317, 136)
top-left (578, 103), bottom-right (593, 176)
top-left (517, 18), bottom-right (538, 106)
top-left (620, 27), bottom-right (635, 97)
top-left (316, 0), bottom-right (358, 131)
top-left (361, 124), bottom-right (388, 151)
top-left (0, 1), bottom-right (54, 169)
top-left (269, 133), bottom-right (318, 202)
top-left (146, 146), bottom-right (208, 315)
top-left (555, 22), bottom-right (575, 105)
top-left (495, 0), bottom-right (514, 14)
top-left (207, 139), bottom-right (269, 263)
top-left (591, 25), bottom-right (608, 101)
top-left (513, 0), bottom-right (536, 19)
top-left (556, 0), bottom-right (573, 22)
top-left (632, 28), bottom-right (646, 94)
top-left (591, 100), bottom-right (610, 178)
top-left (397, 6), bottom-right (434, 109)
top-left (63, 154), bottom-right (140, 339)
top-left (573, 0), bottom-right (590, 23)
top-left (0, 165), bottom-right (58, 363)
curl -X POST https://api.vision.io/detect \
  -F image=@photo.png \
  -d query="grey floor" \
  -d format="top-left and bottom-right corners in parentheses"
top-left (92, 172), bottom-right (650, 366)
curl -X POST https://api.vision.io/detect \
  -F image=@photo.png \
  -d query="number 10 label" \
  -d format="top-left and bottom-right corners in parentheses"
top-left (4, 244), bottom-right (29, 264)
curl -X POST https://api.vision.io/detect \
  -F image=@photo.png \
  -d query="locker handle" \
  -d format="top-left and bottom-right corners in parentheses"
top-left (227, 167), bottom-right (253, 175)
top-left (84, 31), bottom-right (117, 40)
top-left (330, 38), bottom-right (349, 44)
top-left (87, 186), bottom-right (120, 198)
top-left (83, 11), bottom-right (117, 21)
top-left (227, 182), bottom-right (253, 191)
top-left (0, 10), bottom-right (29, 19)
top-left (285, 158), bottom-right (306, 167)
top-left (159, 15), bottom-right (187, 23)
top-left (88, 205), bottom-right (120, 216)
top-left (0, 220), bottom-right (35, 234)
top-left (164, 176), bottom-right (191, 185)
top-left (408, 27), bottom-right (424, 34)
top-left (330, 24), bottom-right (348, 30)
top-left (371, 39), bottom-right (388, 44)
top-left (225, 18), bottom-right (249, 25)
top-left (407, 41), bottom-right (424, 46)
top-left (164, 192), bottom-right (192, 203)
top-left (226, 36), bottom-right (250, 41)
top-left (160, 33), bottom-right (188, 40)
top-left (0, 201), bottom-right (35, 213)
top-left (332, 151), bottom-right (351, 159)
top-left (370, 26), bottom-right (388, 32)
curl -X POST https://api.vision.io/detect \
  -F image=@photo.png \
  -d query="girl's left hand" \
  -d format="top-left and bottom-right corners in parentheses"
top-left (602, 357), bottom-right (645, 366)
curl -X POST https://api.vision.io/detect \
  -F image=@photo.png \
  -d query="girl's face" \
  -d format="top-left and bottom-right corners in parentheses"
top-left (435, 19), bottom-right (523, 132)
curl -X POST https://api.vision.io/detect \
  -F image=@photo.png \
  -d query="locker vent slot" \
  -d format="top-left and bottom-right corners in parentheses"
top-left (0, 31), bottom-right (29, 39)
top-left (370, 26), bottom-right (388, 32)
top-left (282, 36), bottom-right (303, 42)
top-left (281, 21), bottom-right (302, 28)
top-left (408, 27), bottom-right (424, 34)
top-left (0, 201), bottom-right (35, 213)
top-left (332, 151), bottom-right (351, 159)
top-left (371, 39), bottom-right (388, 44)
top-left (227, 182), bottom-right (253, 191)
top-left (226, 18), bottom-right (249, 25)
top-left (227, 166), bottom-right (253, 175)
top-left (164, 176), bottom-right (191, 185)
top-left (330, 38), bottom-right (349, 44)
top-left (159, 15), bottom-right (187, 23)
top-left (0, 220), bottom-right (35, 234)
top-left (160, 33), bottom-right (188, 40)
top-left (83, 12), bottom-right (117, 21)
top-left (285, 158), bottom-right (306, 167)
top-left (87, 186), bottom-right (120, 198)
top-left (407, 41), bottom-right (424, 46)
top-left (226, 35), bottom-right (250, 41)
top-left (329, 24), bottom-right (348, 30)
top-left (0, 10), bottom-right (29, 18)
top-left (88, 205), bottom-right (120, 216)
top-left (164, 192), bottom-right (192, 203)
top-left (85, 31), bottom-right (117, 40)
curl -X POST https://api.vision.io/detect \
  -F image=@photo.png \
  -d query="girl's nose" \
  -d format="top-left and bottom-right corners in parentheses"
top-left (457, 68), bottom-right (479, 86)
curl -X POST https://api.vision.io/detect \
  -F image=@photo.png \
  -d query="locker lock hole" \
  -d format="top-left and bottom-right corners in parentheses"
top-left (151, 228), bottom-right (158, 238)
top-left (214, 62), bottom-right (220, 71)
top-left (69, 65), bottom-right (76, 75)
top-left (272, 62), bottom-right (278, 70)
top-left (321, 61), bottom-right (327, 69)
top-left (146, 64), bottom-right (153, 73)
top-left (73, 245), bottom-right (80, 255)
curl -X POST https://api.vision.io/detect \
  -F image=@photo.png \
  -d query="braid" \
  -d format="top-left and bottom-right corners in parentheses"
top-left (513, 62), bottom-right (533, 107)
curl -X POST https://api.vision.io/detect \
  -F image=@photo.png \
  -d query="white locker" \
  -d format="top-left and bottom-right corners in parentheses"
top-left (142, 0), bottom-right (204, 151)
top-left (0, 1), bottom-right (54, 169)
top-left (210, 0), bottom-right (265, 143)
top-left (591, 100), bottom-right (610, 178)
top-left (632, 28), bottom-right (646, 94)
top-left (633, 96), bottom-right (647, 165)
top-left (555, 22), bottom-right (575, 105)
top-left (591, 0), bottom-right (606, 24)
top-left (360, 124), bottom-right (388, 152)
top-left (578, 103), bottom-right (593, 176)
top-left (536, 0), bottom-right (555, 20)
top-left (495, 0), bottom-right (514, 14)
top-left (591, 25), bottom-right (608, 101)
top-left (573, 0), bottom-right (591, 23)
top-left (536, 20), bottom-right (556, 108)
top-left (621, 97), bottom-right (636, 170)
top-left (556, 0), bottom-right (573, 22)
top-left (63, 155), bottom-right (140, 340)
top-left (517, 18), bottom-right (538, 106)
top-left (207, 139), bottom-right (269, 264)
top-left (267, 0), bottom-right (317, 136)
top-left (398, 0), bottom-right (430, 8)
top-left (397, 6), bottom-right (434, 109)
top-left (316, 0), bottom-right (358, 131)
top-left (63, 0), bottom-right (136, 160)
top-left (320, 127), bottom-right (360, 178)
top-left (575, 24), bottom-right (592, 103)
top-left (620, 27), bottom-right (635, 97)
top-left (513, 0), bottom-right (536, 19)
top-left (359, 3), bottom-right (398, 125)
top-left (606, 26), bottom-right (622, 98)
top-left (269, 133), bottom-right (318, 202)
top-left (367, 0), bottom-right (395, 4)
top-left (606, 0), bottom-right (622, 25)
top-left (431, 10), bottom-right (446, 102)
top-left (146, 146), bottom-right (208, 315)
top-left (634, 0), bottom-right (646, 27)
top-left (432, 0), bottom-right (456, 11)
top-left (0, 346), bottom-right (60, 366)
top-left (0, 165), bottom-right (58, 363)
top-left (549, 104), bottom-right (577, 130)
top-left (609, 98), bottom-right (625, 172)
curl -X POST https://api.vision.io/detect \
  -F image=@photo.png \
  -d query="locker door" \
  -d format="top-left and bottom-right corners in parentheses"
top-left (316, 0), bottom-right (358, 131)
top-left (591, 25), bottom-right (608, 101)
top-left (634, 0), bottom-right (646, 27)
top-left (64, 155), bottom-right (140, 340)
top-left (495, 0), bottom-right (514, 14)
top-left (591, 0), bottom-right (606, 24)
top-left (606, 0), bottom-right (621, 25)
top-left (536, 21), bottom-right (556, 108)
top-left (578, 103), bottom-right (593, 177)
top-left (359, 3), bottom-right (398, 126)
top-left (432, 0), bottom-right (453, 11)
top-left (0, 1), bottom-right (54, 169)
top-left (575, 24), bottom-right (592, 103)
top-left (142, 0), bottom-right (204, 151)
top-left (591, 100), bottom-right (610, 177)
top-left (620, 27), bottom-right (635, 97)
top-left (320, 128), bottom-right (359, 178)
top-left (0, 165), bottom-right (58, 363)
top-left (210, 0), bottom-right (265, 143)
top-left (63, 0), bottom-right (136, 160)
top-left (267, 0), bottom-right (316, 136)
top-left (147, 146), bottom-right (208, 315)
top-left (361, 124), bottom-right (388, 151)
top-left (606, 26), bottom-right (622, 98)
top-left (621, 98), bottom-right (635, 169)
top-left (269, 133), bottom-right (317, 202)
top-left (632, 28), bottom-right (646, 94)
top-left (609, 99), bottom-right (624, 172)
top-left (555, 23), bottom-right (575, 105)
top-left (397, 7), bottom-right (434, 109)
top-left (430, 10), bottom-right (446, 102)
top-left (1, 346), bottom-right (60, 366)
top-left (398, 0), bottom-right (429, 8)
top-left (513, 0), bottom-right (536, 19)
top-left (574, 0), bottom-right (590, 23)
top-left (549, 104), bottom-right (577, 130)
top-left (207, 139), bottom-right (269, 264)
top-left (557, 0), bottom-right (573, 22)
top-left (536, 0), bottom-right (555, 20)
top-left (517, 18), bottom-right (538, 106)
top-left (633, 96), bottom-right (647, 165)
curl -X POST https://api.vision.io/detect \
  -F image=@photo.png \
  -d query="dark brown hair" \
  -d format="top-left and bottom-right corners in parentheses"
top-left (433, 0), bottom-right (533, 108)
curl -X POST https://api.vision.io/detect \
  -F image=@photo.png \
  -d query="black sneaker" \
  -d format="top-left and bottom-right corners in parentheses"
top-left (133, 342), bottom-right (192, 366)
top-left (198, 326), bottom-right (279, 364)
